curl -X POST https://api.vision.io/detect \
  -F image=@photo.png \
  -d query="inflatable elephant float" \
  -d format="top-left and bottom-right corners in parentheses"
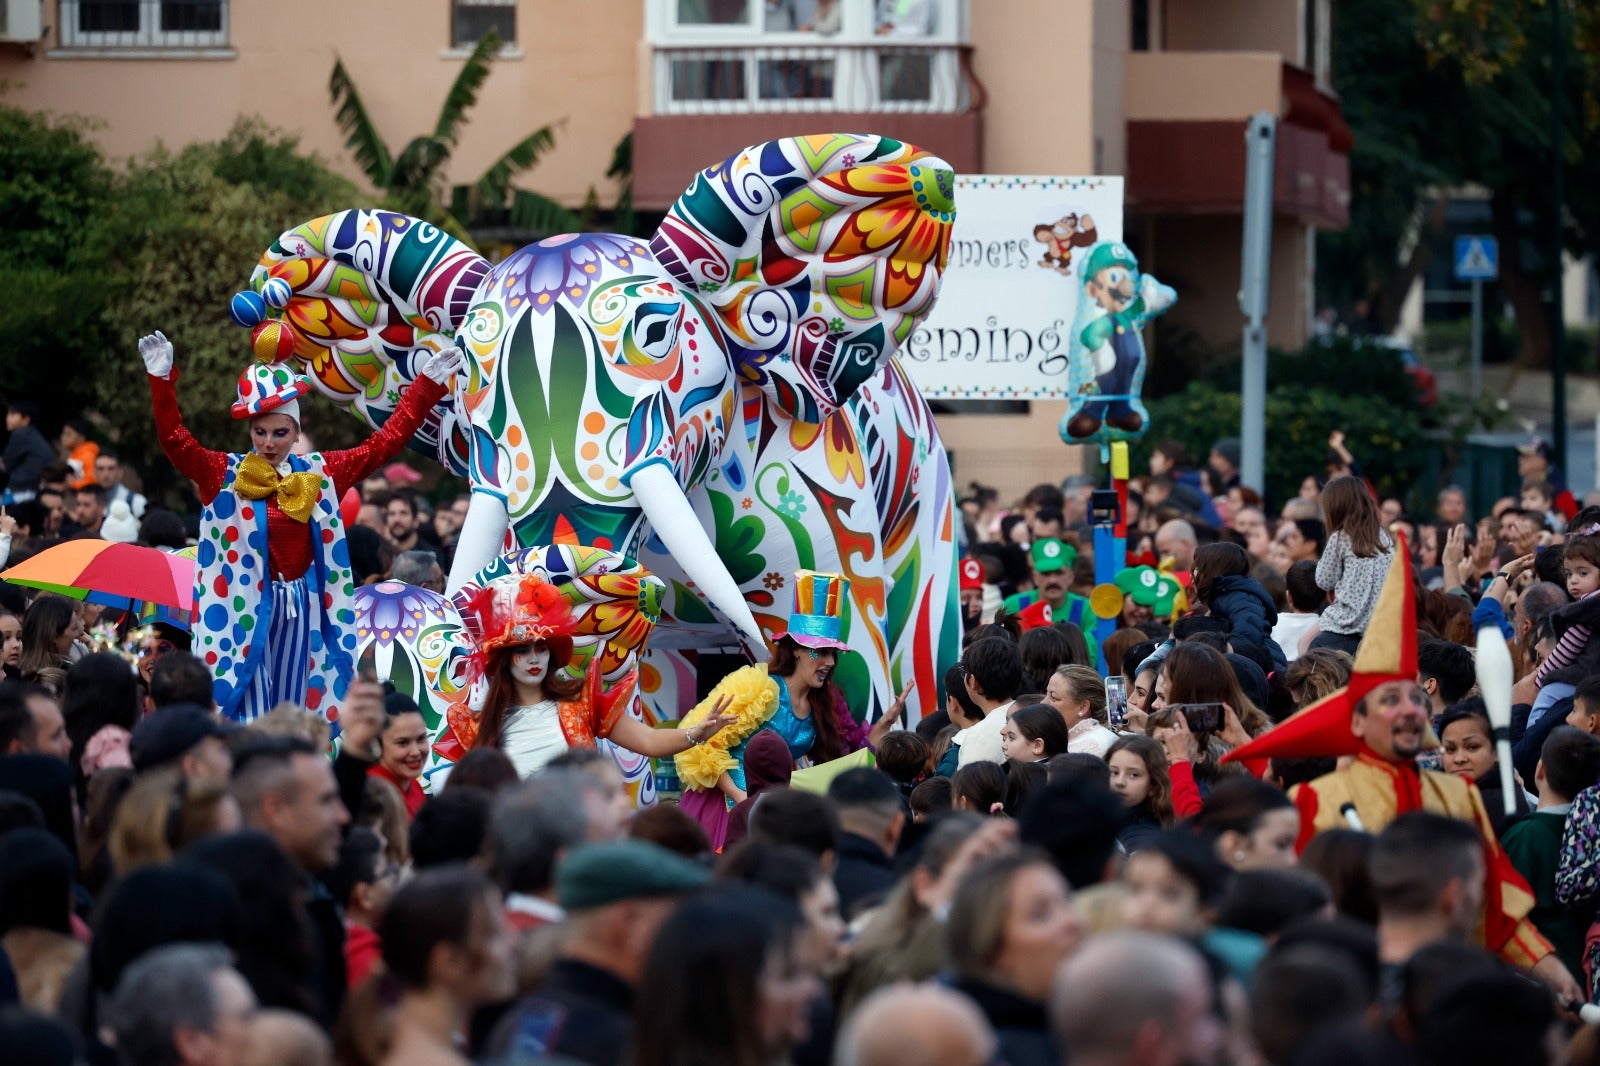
top-left (240, 133), bottom-right (961, 733)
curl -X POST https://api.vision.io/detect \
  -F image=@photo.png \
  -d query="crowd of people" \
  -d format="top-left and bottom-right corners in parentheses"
top-left (7, 400), bottom-right (1600, 1066)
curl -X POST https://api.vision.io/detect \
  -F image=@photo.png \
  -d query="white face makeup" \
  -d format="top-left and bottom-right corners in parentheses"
top-left (250, 413), bottom-right (299, 464)
top-left (510, 643), bottom-right (551, 688)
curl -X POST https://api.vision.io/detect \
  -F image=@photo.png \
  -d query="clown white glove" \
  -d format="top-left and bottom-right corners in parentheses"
top-left (139, 331), bottom-right (174, 379)
top-left (419, 346), bottom-right (464, 385)
top-left (1141, 274), bottom-right (1177, 316)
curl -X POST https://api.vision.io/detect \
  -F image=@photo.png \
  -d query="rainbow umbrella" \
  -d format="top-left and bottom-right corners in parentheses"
top-left (134, 545), bottom-right (199, 631)
top-left (1, 540), bottom-right (195, 613)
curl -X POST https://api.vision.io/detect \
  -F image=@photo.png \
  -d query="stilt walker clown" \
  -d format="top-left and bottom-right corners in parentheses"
top-left (141, 329), bottom-right (461, 722)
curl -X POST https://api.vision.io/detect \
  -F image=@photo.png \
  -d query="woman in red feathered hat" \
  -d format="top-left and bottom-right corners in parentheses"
top-left (442, 573), bottom-right (738, 779)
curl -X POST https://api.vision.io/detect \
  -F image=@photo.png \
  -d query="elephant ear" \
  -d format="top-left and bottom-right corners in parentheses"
top-left (244, 211), bottom-right (493, 475)
top-left (650, 134), bottom-right (955, 424)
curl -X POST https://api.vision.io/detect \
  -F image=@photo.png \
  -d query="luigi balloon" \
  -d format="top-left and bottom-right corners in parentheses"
top-left (1060, 242), bottom-right (1177, 447)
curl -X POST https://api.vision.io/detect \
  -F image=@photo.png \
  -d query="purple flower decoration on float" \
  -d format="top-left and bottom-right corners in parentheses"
top-left (355, 581), bottom-right (451, 644)
top-left (491, 233), bottom-right (652, 314)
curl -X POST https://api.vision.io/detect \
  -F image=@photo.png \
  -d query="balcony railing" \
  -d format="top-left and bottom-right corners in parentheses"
top-left (652, 41), bottom-right (981, 115)
top-left (58, 0), bottom-right (229, 49)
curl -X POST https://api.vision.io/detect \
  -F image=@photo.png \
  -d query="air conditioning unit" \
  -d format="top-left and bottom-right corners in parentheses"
top-left (0, 0), bottom-right (44, 43)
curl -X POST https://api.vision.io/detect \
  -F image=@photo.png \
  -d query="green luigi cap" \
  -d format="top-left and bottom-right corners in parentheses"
top-left (1031, 538), bottom-right (1078, 574)
top-left (1082, 241), bottom-right (1136, 281)
top-left (556, 839), bottom-right (711, 911)
top-left (1114, 565), bottom-right (1178, 615)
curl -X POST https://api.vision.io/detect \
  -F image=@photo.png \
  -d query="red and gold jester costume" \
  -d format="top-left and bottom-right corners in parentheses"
top-left (1225, 538), bottom-right (1554, 970)
top-left (152, 363), bottom-right (446, 721)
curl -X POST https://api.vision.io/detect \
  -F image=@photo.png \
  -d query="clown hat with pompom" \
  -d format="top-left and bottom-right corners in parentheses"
top-left (232, 362), bottom-right (311, 421)
top-left (1223, 534), bottom-right (1419, 764)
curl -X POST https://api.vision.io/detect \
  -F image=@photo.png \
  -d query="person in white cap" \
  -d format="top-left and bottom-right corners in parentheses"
top-left (139, 330), bottom-right (461, 722)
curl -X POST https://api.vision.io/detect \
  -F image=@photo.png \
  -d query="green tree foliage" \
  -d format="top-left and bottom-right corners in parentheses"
top-left (0, 110), bottom-right (113, 419)
top-left (80, 124), bottom-right (364, 499)
top-left (0, 110), bottom-right (367, 501)
top-left (1202, 340), bottom-right (1425, 415)
top-left (330, 29), bottom-right (580, 243)
top-left (1325, 0), bottom-right (1600, 365)
top-left (1132, 382), bottom-right (1428, 506)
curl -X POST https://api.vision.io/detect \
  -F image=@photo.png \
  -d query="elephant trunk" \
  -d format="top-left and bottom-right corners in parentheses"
top-left (446, 493), bottom-right (511, 595)
top-left (629, 464), bottom-right (770, 664)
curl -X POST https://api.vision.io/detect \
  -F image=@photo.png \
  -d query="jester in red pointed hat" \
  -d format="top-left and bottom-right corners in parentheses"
top-left (1224, 536), bottom-right (1577, 997)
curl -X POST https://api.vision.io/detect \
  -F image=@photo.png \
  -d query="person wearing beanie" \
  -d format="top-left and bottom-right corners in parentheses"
top-left (1209, 437), bottom-right (1242, 492)
top-left (139, 328), bottom-right (462, 723)
top-left (483, 839), bottom-right (710, 1064)
top-left (99, 500), bottom-right (140, 545)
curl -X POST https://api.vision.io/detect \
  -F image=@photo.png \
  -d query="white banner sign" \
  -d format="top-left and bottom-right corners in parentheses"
top-left (899, 176), bottom-right (1125, 400)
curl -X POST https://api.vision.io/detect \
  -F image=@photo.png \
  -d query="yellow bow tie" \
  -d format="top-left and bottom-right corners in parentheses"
top-left (235, 453), bottom-right (322, 524)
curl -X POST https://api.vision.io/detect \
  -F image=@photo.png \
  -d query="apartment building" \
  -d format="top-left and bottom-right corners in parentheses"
top-left (0, 0), bottom-right (1348, 497)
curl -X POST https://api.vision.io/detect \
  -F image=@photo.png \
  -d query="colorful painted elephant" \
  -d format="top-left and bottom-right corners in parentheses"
top-left (241, 134), bottom-right (960, 726)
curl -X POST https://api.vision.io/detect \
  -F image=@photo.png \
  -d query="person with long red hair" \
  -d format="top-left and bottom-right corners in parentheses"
top-left (444, 574), bottom-right (736, 779)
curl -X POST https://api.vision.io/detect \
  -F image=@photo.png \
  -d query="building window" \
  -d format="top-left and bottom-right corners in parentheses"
top-left (452, 0), bottom-right (516, 48)
top-left (1131, 0), bottom-right (1150, 51)
top-left (60, 0), bottom-right (227, 47)
top-left (649, 0), bottom-right (968, 114)
top-left (675, 0), bottom-right (757, 28)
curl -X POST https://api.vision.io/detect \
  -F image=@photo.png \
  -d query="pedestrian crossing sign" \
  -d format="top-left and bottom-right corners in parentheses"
top-left (1454, 236), bottom-right (1499, 281)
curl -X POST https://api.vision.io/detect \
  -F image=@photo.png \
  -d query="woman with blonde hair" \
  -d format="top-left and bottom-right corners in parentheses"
top-left (1043, 665), bottom-right (1118, 758)
top-left (107, 767), bottom-right (241, 874)
top-left (946, 851), bottom-right (1081, 1065)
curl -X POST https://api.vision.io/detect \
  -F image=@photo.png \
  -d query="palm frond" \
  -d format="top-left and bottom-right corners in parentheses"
top-left (391, 135), bottom-right (451, 199)
top-left (434, 29), bottom-right (501, 150)
top-left (606, 131), bottom-right (636, 235)
top-left (606, 131), bottom-right (632, 183)
top-left (508, 189), bottom-right (584, 238)
top-left (474, 124), bottom-right (560, 208)
top-left (329, 57), bottom-right (394, 187)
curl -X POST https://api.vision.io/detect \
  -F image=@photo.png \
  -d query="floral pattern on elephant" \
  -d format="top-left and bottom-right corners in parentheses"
top-left (241, 134), bottom-right (961, 770)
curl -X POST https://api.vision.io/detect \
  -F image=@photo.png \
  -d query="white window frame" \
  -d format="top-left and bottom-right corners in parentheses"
top-left (647, 0), bottom-right (966, 47)
top-left (646, 0), bottom-right (969, 114)
top-left (57, 0), bottom-right (229, 49)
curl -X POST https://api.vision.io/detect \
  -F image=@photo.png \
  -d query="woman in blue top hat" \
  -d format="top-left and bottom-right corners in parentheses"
top-left (675, 570), bottom-right (910, 850)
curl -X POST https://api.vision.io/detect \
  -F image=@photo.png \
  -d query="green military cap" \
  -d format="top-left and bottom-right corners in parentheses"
top-left (556, 839), bottom-right (711, 911)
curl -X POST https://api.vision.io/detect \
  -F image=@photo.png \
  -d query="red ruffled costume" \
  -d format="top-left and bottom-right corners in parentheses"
top-left (150, 370), bottom-right (446, 579)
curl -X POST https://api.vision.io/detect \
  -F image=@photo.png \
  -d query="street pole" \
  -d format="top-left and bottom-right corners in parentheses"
top-left (1471, 278), bottom-right (1484, 405)
top-left (1239, 113), bottom-right (1277, 495)
top-left (1552, 0), bottom-right (1567, 471)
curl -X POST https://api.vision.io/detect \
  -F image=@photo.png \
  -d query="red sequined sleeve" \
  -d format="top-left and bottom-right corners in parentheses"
top-left (323, 376), bottom-right (449, 495)
top-left (149, 372), bottom-right (227, 503)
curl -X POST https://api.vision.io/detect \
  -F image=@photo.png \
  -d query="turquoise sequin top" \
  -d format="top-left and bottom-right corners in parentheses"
top-left (726, 681), bottom-right (816, 792)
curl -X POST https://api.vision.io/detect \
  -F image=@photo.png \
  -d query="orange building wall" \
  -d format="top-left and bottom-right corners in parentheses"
top-left (0, 0), bottom-right (639, 206)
